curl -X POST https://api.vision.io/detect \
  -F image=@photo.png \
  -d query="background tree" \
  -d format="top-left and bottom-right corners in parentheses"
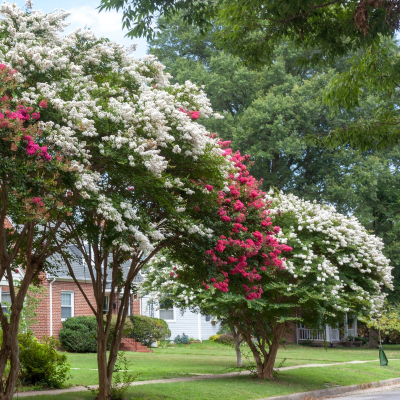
top-left (323, 39), bottom-right (400, 149)
top-left (99, 0), bottom-right (399, 66)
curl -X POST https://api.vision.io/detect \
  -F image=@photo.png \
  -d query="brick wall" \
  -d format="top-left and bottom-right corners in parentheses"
top-left (30, 279), bottom-right (139, 339)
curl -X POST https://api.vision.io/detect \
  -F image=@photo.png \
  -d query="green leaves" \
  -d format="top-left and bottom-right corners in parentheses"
top-left (103, 0), bottom-right (398, 68)
top-left (322, 38), bottom-right (400, 150)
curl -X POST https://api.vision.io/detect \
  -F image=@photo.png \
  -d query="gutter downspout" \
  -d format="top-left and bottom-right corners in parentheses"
top-left (49, 277), bottom-right (56, 336)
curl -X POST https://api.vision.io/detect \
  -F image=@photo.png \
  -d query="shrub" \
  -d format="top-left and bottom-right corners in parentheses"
top-left (215, 334), bottom-right (234, 346)
top-left (18, 332), bottom-right (70, 388)
top-left (129, 315), bottom-right (171, 347)
top-left (109, 315), bottom-right (135, 339)
top-left (59, 316), bottom-right (97, 353)
top-left (299, 339), bottom-right (314, 347)
top-left (209, 334), bottom-right (220, 342)
top-left (174, 333), bottom-right (189, 344)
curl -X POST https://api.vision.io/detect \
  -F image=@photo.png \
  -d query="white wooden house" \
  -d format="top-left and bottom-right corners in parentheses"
top-left (140, 295), bottom-right (220, 342)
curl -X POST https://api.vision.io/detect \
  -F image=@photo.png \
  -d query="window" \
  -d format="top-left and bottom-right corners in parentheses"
top-left (159, 298), bottom-right (174, 320)
top-left (61, 292), bottom-right (74, 320)
top-left (159, 307), bottom-right (174, 320)
top-left (205, 315), bottom-right (211, 321)
top-left (1, 291), bottom-right (11, 315)
top-left (103, 296), bottom-right (109, 314)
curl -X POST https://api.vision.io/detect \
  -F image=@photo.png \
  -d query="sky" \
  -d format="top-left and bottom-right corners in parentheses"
top-left (12, 0), bottom-right (149, 57)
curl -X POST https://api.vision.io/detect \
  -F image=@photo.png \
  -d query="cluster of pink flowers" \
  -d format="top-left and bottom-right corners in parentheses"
top-left (203, 143), bottom-right (292, 300)
top-left (32, 197), bottom-right (44, 206)
top-left (23, 135), bottom-right (52, 160)
top-left (0, 63), bottom-right (17, 77)
top-left (179, 107), bottom-right (200, 120)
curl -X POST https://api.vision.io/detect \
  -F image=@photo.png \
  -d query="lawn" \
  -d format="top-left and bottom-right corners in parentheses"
top-left (64, 342), bottom-right (400, 387)
top-left (27, 356), bottom-right (400, 400)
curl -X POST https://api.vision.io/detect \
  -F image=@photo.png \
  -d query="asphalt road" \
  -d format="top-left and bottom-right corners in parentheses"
top-left (325, 385), bottom-right (400, 400)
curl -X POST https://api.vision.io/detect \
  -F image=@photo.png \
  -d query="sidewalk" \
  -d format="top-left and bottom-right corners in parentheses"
top-left (12, 358), bottom-right (399, 398)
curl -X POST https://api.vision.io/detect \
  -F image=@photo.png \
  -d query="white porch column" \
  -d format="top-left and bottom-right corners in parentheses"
top-left (354, 316), bottom-right (358, 337)
top-left (326, 325), bottom-right (331, 342)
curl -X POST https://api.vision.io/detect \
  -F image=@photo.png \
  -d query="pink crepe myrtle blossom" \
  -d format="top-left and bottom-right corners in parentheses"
top-left (32, 197), bottom-right (43, 206)
top-left (187, 110), bottom-right (199, 120)
top-left (203, 148), bottom-right (292, 300)
top-left (26, 141), bottom-right (40, 156)
top-left (179, 107), bottom-right (200, 120)
top-left (39, 100), bottom-right (48, 108)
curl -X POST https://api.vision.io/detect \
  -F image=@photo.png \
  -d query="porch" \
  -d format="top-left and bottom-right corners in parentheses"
top-left (296, 315), bottom-right (358, 345)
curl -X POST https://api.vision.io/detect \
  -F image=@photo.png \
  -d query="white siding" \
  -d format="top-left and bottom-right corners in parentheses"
top-left (200, 314), bottom-right (220, 340)
top-left (141, 295), bottom-right (220, 341)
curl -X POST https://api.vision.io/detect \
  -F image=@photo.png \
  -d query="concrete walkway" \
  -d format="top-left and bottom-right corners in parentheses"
top-left (12, 358), bottom-right (399, 398)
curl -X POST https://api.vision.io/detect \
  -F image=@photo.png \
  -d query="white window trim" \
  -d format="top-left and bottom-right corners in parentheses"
top-left (158, 306), bottom-right (176, 323)
top-left (0, 289), bottom-right (10, 314)
top-left (61, 291), bottom-right (74, 321)
top-left (103, 295), bottom-right (109, 314)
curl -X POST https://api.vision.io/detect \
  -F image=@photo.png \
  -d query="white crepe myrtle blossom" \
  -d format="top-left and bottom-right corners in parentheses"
top-left (265, 190), bottom-right (393, 315)
top-left (0, 2), bottom-right (231, 258)
top-left (141, 256), bottom-right (204, 310)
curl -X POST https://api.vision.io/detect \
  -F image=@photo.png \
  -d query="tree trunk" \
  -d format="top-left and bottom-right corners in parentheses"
top-left (96, 332), bottom-right (111, 400)
top-left (227, 320), bottom-right (243, 367)
top-left (369, 327), bottom-right (379, 349)
top-left (96, 292), bottom-right (130, 400)
top-left (259, 336), bottom-right (280, 379)
top-left (234, 340), bottom-right (242, 367)
top-left (0, 269), bottom-right (34, 400)
top-left (240, 321), bottom-right (285, 379)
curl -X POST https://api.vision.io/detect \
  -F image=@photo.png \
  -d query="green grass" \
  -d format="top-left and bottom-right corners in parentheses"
top-left (26, 359), bottom-right (400, 400)
top-left (64, 342), bottom-right (400, 387)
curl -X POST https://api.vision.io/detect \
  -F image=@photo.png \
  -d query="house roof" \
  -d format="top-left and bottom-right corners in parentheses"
top-left (47, 245), bottom-right (143, 284)
top-left (4, 218), bottom-right (13, 229)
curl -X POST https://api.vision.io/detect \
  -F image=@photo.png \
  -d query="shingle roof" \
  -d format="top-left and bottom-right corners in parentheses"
top-left (47, 245), bottom-right (143, 284)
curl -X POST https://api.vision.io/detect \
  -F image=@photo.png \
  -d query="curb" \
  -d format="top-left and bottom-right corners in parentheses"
top-left (257, 377), bottom-right (400, 400)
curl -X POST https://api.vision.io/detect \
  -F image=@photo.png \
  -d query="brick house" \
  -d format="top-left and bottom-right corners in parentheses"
top-left (0, 223), bottom-right (144, 339)
top-left (32, 245), bottom-right (144, 339)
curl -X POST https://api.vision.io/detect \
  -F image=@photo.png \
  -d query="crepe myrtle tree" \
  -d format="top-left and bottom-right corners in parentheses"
top-left (0, 2), bottom-right (226, 398)
top-left (9, 8), bottom-right (234, 400)
top-left (143, 150), bottom-right (291, 377)
top-left (0, 51), bottom-right (91, 400)
top-left (142, 151), bottom-right (393, 379)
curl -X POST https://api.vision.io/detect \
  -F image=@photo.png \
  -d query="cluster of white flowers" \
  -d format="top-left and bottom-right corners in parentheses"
top-left (141, 256), bottom-right (201, 309)
top-left (266, 190), bottom-right (393, 314)
top-left (0, 2), bottom-right (229, 256)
